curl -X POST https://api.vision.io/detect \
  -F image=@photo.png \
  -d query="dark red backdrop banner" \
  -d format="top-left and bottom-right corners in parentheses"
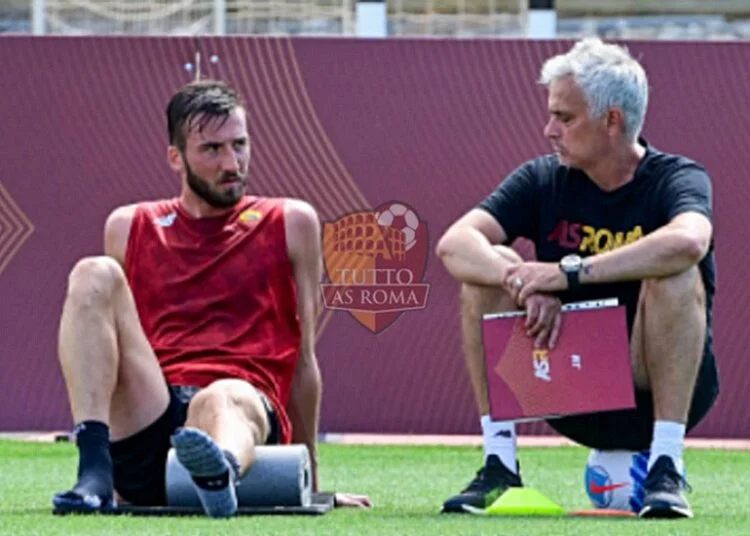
top-left (1, 36), bottom-right (748, 438)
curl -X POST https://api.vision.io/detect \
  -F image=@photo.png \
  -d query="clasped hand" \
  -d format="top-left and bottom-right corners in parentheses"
top-left (503, 262), bottom-right (567, 349)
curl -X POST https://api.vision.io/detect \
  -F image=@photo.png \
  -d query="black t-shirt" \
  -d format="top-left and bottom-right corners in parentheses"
top-left (478, 138), bottom-right (717, 338)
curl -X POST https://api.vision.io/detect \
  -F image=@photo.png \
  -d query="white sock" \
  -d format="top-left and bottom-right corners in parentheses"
top-left (648, 420), bottom-right (686, 474)
top-left (481, 415), bottom-right (517, 474)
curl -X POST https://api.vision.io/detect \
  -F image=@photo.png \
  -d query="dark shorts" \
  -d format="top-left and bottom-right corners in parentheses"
top-left (545, 341), bottom-right (720, 451)
top-left (110, 383), bottom-right (280, 506)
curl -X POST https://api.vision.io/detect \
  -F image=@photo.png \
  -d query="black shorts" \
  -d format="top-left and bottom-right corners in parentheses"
top-left (545, 342), bottom-right (720, 451)
top-left (110, 384), bottom-right (280, 506)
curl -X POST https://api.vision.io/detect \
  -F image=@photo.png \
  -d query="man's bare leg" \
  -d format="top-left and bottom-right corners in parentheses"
top-left (459, 279), bottom-right (521, 466)
top-left (460, 246), bottom-right (524, 415)
top-left (54, 256), bottom-right (170, 511)
top-left (169, 380), bottom-right (271, 518)
top-left (183, 380), bottom-right (270, 471)
top-left (442, 247), bottom-right (524, 513)
top-left (461, 282), bottom-right (519, 411)
top-left (631, 266), bottom-right (706, 466)
top-left (631, 266), bottom-right (705, 518)
top-left (643, 267), bottom-right (706, 424)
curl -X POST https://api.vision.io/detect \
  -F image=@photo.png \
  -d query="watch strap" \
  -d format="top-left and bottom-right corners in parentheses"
top-left (566, 268), bottom-right (580, 289)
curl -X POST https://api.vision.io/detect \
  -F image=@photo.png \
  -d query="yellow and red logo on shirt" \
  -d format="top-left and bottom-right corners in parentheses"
top-left (239, 208), bottom-right (263, 223)
top-left (547, 220), bottom-right (643, 254)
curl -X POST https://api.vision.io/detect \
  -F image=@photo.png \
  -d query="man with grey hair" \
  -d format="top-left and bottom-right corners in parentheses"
top-left (436, 37), bottom-right (718, 519)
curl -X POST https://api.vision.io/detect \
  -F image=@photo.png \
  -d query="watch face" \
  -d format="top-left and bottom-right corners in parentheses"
top-left (560, 255), bottom-right (582, 272)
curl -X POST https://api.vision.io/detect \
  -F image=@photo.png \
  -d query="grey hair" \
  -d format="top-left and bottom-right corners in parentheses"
top-left (539, 37), bottom-right (649, 142)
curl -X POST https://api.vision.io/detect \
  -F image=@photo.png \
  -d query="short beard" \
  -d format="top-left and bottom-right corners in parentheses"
top-left (185, 161), bottom-right (246, 209)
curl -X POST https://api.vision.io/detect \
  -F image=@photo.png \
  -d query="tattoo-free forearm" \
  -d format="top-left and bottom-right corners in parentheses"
top-left (437, 228), bottom-right (521, 285)
top-left (287, 355), bottom-right (322, 490)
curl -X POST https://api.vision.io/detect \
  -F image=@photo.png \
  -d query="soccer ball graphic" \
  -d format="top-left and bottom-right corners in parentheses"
top-left (584, 449), bottom-right (649, 512)
top-left (376, 202), bottom-right (420, 252)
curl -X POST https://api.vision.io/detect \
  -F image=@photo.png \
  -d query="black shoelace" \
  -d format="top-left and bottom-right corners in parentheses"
top-left (644, 459), bottom-right (692, 494)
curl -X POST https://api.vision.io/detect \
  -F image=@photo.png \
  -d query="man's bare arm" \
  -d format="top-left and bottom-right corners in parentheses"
top-left (103, 204), bottom-right (137, 266)
top-left (284, 199), bottom-right (324, 491)
top-left (580, 212), bottom-right (712, 284)
top-left (436, 208), bottom-right (519, 286)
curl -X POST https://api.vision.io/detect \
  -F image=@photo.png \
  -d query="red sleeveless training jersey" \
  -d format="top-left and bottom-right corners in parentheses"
top-left (124, 195), bottom-right (301, 444)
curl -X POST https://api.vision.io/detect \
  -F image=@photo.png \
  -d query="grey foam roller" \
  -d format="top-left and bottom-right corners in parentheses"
top-left (165, 445), bottom-right (313, 508)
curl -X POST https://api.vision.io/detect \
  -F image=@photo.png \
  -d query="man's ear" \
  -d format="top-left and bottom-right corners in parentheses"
top-left (167, 145), bottom-right (184, 173)
top-left (606, 108), bottom-right (626, 136)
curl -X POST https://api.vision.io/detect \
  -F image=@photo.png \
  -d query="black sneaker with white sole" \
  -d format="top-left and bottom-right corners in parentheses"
top-left (441, 455), bottom-right (523, 513)
top-left (638, 455), bottom-right (693, 519)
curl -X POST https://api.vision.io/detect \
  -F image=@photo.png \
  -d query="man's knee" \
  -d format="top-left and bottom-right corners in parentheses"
top-left (459, 245), bottom-right (523, 318)
top-left (460, 283), bottom-right (516, 319)
top-left (492, 244), bottom-right (525, 265)
top-left (187, 380), bottom-right (270, 442)
top-left (66, 256), bottom-right (126, 305)
top-left (641, 265), bottom-right (705, 310)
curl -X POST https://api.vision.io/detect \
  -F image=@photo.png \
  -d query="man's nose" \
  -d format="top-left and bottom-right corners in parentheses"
top-left (543, 118), bottom-right (557, 139)
top-left (221, 147), bottom-right (240, 172)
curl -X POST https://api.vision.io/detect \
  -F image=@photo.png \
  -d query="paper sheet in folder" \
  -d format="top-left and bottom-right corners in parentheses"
top-left (482, 299), bottom-right (636, 422)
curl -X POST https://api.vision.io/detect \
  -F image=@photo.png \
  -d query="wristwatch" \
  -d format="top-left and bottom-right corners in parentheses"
top-left (559, 254), bottom-right (583, 290)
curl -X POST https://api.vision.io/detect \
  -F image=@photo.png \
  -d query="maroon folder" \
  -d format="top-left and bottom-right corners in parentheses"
top-left (482, 299), bottom-right (636, 422)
